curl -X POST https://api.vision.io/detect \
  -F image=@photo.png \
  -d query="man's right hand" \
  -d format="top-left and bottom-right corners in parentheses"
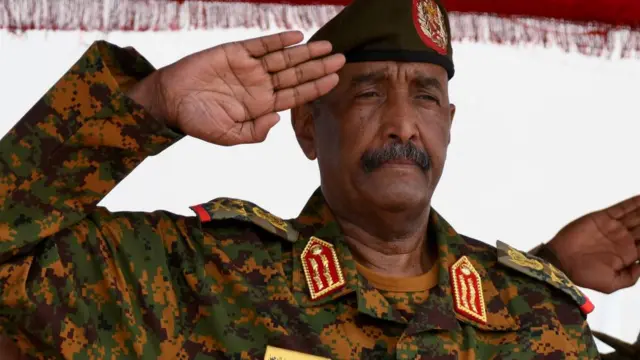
top-left (127, 31), bottom-right (345, 146)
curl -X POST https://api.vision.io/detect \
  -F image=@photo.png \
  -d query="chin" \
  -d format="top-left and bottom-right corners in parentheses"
top-left (361, 177), bottom-right (431, 212)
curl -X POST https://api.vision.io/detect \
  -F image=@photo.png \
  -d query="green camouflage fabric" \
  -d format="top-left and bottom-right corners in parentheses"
top-left (593, 331), bottom-right (639, 360)
top-left (527, 242), bottom-right (566, 273)
top-left (497, 241), bottom-right (593, 313)
top-left (0, 41), bottom-right (603, 359)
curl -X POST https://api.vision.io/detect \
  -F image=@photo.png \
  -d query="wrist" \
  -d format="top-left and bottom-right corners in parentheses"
top-left (126, 70), bottom-right (176, 129)
top-left (529, 242), bottom-right (566, 273)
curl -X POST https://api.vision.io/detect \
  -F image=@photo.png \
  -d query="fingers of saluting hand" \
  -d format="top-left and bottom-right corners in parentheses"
top-left (273, 74), bottom-right (341, 112)
top-left (241, 31), bottom-right (307, 58)
top-left (272, 53), bottom-right (345, 91)
top-left (261, 40), bottom-right (334, 74)
top-left (239, 30), bottom-right (346, 111)
top-left (242, 31), bottom-right (341, 76)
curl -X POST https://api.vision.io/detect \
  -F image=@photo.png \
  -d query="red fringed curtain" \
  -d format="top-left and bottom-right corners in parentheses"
top-left (2, 0), bottom-right (640, 58)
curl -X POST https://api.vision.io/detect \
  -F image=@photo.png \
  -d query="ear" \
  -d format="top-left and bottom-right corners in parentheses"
top-left (449, 103), bottom-right (456, 123)
top-left (448, 103), bottom-right (456, 144)
top-left (291, 104), bottom-right (317, 160)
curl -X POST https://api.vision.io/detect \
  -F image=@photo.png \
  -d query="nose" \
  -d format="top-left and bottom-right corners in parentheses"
top-left (380, 96), bottom-right (419, 144)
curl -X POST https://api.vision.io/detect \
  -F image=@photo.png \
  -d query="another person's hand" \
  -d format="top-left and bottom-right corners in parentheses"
top-left (546, 196), bottom-right (640, 293)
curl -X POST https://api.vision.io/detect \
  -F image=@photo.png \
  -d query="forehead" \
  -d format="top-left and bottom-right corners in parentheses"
top-left (337, 61), bottom-right (449, 84)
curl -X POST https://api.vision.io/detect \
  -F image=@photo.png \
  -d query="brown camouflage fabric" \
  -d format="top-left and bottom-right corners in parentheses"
top-left (498, 241), bottom-right (593, 313)
top-left (0, 41), bottom-right (604, 359)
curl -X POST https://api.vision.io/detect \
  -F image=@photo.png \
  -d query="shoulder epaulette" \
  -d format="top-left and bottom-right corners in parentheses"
top-left (191, 198), bottom-right (299, 242)
top-left (496, 240), bottom-right (594, 315)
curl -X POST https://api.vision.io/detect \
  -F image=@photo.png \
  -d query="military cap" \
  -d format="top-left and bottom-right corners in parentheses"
top-left (309, 0), bottom-right (455, 79)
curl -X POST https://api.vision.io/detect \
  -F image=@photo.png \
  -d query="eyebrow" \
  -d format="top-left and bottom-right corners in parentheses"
top-left (350, 70), bottom-right (388, 87)
top-left (413, 75), bottom-right (444, 93)
top-left (349, 69), bottom-right (444, 93)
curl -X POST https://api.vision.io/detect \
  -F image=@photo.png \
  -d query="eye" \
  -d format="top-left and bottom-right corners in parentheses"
top-left (417, 94), bottom-right (440, 104)
top-left (356, 91), bottom-right (380, 98)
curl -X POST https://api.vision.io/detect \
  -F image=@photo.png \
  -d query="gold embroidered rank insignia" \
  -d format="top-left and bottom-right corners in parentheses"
top-left (497, 240), bottom-right (595, 315)
top-left (450, 256), bottom-right (488, 324)
top-left (301, 236), bottom-right (346, 300)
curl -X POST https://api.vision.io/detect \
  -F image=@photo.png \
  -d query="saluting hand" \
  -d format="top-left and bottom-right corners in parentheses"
top-left (128, 31), bottom-right (345, 146)
top-left (547, 195), bottom-right (640, 294)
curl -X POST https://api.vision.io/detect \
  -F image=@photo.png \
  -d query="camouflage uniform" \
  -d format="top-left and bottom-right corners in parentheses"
top-left (0, 40), bottom-right (602, 359)
top-left (0, 0), bottom-right (611, 358)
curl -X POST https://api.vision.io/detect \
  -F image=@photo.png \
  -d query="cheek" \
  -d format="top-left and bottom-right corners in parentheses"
top-left (420, 119), bottom-right (452, 170)
top-left (322, 110), bottom-right (378, 165)
top-left (314, 113), bottom-right (356, 172)
top-left (314, 119), bottom-right (340, 167)
top-left (341, 110), bottom-right (383, 165)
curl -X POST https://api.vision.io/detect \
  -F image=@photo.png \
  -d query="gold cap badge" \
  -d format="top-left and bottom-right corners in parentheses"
top-left (413, 0), bottom-right (449, 55)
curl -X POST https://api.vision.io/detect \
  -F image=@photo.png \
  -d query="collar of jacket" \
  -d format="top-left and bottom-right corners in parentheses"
top-left (289, 187), bottom-right (520, 335)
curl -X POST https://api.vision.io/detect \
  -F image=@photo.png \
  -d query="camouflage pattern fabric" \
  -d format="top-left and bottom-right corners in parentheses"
top-left (0, 41), bottom-right (602, 359)
top-left (498, 241), bottom-right (594, 314)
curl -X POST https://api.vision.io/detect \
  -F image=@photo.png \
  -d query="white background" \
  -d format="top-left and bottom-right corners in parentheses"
top-left (1, 26), bottom-right (639, 353)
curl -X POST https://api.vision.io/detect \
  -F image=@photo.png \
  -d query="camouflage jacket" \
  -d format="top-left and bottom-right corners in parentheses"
top-left (0, 41), bottom-right (602, 359)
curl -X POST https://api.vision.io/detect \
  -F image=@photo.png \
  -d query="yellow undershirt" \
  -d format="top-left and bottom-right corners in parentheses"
top-left (356, 262), bottom-right (439, 322)
top-left (355, 263), bottom-right (439, 292)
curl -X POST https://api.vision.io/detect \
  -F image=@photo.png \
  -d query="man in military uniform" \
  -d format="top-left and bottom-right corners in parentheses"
top-left (0, 0), bottom-right (638, 358)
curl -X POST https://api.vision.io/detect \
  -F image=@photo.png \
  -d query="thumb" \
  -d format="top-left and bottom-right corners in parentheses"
top-left (248, 112), bottom-right (281, 144)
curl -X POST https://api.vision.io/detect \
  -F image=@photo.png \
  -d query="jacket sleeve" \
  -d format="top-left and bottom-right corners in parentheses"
top-left (593, 330), bottom-right (639, 359)
top-left (0, 41), bottom-right (194, 358)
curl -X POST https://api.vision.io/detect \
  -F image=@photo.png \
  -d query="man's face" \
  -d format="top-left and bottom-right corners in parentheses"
top-left (293, 61), bottom-right (455, 215)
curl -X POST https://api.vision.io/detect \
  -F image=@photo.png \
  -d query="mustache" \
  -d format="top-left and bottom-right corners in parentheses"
top-left (361, 142), bottom-right (431, 173)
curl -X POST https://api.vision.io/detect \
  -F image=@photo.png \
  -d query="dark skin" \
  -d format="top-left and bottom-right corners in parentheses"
top-left (547, 196), bottom-right (640, 294)
top-left (292, 61), bottom-right (455, 277)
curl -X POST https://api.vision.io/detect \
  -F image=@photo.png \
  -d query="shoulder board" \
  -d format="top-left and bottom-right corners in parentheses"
top-left (191, 198), bottom-right (299, 243)
top-left (496, 240), bottom-right (594, 315)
